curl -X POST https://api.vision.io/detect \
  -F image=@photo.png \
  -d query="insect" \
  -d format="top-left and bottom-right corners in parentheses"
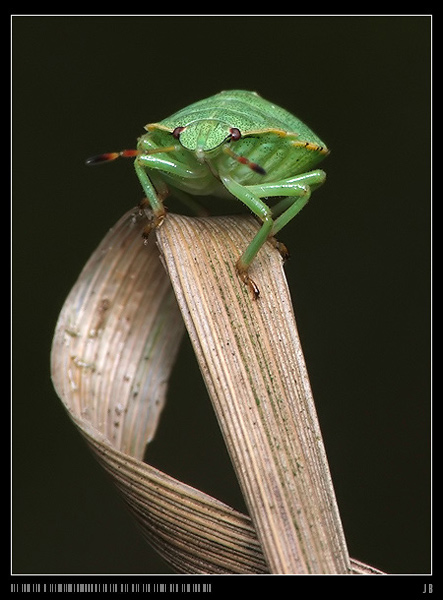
top-left (86, 90), bottom-right (329, 298)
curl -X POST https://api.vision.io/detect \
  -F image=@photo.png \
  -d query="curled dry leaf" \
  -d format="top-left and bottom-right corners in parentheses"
top-left (50, 207), bottom-right (383, 574)
top-left (51, 208), bottom-right (184, 460)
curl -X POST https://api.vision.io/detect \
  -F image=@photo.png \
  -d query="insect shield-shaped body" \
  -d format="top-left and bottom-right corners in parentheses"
top-left (87, 90), bottom-right (329, 298)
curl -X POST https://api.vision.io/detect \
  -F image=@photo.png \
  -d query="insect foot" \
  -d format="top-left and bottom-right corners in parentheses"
top-left (269, 237), bottom-right (290, 262)
top-left (236, 262), bottom-right (261, 300)
top-left (141, 209), bottom-right (167, 241)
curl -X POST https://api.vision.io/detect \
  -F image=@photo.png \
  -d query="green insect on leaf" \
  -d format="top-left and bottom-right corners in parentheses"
top-left (86, 90), bottom-right (329, 299)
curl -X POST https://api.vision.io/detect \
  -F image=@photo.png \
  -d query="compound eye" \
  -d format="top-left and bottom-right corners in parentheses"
top-left (172, 126), bottom-right (185, 139)
top-left (229, 127), bottom-right (241, 141)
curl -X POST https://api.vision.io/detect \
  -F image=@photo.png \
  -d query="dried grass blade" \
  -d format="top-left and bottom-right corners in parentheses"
top-left (156, 213), bottom-right (351, 574)
top-left (51, 208), bottom-right (382, 574)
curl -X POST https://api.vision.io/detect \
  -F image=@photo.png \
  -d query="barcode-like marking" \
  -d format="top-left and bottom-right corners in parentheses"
top-left (11, 583), bottom-right (212, 593)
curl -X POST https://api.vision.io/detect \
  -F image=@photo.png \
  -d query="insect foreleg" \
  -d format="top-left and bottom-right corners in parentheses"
top-left (134, 161), bottom-right (167, 233)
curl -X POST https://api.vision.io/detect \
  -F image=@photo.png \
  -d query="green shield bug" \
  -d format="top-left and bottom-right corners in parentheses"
top-left (87, 90), bottom-right (329, 298)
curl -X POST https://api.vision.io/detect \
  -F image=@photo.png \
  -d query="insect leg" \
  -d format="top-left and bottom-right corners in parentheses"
top-left (270, 186), bottom-right (311, 235)
top-left (222, 169), bottom-right (326, 296)
top-left (244, 181), bottom-right (310, 264)
top-left (221, 175), bottom-right (274, 298)
top-left (134, 161), bottom-right (167, 234)
top-left (245, 169), bottom-right (326, 234)
top-left (268, 171), bottom-right (326, 236)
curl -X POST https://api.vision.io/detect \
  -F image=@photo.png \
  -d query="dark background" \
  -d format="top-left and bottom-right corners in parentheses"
top-left (12, 16), bottom-right (431, 577)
